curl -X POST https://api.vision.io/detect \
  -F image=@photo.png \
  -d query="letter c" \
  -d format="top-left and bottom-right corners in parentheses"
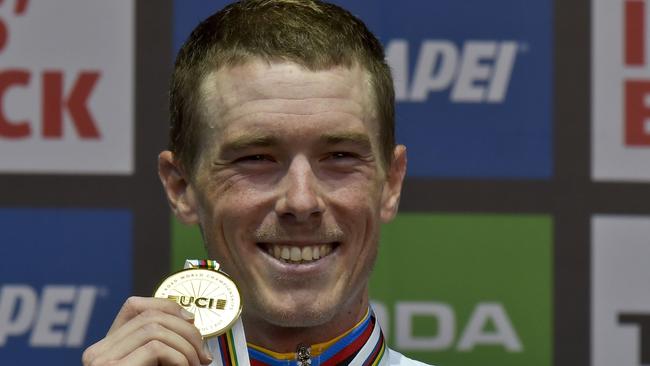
top-left (0, 70), bottom-right (31, 138)
top-left (195, 298), bottom-right (208, 308)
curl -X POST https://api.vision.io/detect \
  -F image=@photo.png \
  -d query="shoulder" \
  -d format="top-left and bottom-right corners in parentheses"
top-left (387, 347), bottom-right (434, 366)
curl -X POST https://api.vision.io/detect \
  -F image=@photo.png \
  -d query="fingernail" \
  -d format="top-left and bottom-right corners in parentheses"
top-left (180, 308), bottom-right (195, 320)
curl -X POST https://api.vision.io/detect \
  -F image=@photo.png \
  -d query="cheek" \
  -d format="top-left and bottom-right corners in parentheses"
top-left (328, 184), bottom-right (383, 234)
top-left (205, 186), bottom-right (274, 243)
top-left (329, 176), bottom-right (383, 210)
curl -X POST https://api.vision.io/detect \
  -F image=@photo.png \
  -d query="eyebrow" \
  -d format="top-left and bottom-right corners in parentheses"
top-left (320, 132), bottom-right (372, 150)
top-left (218, 131), bottom-right (373, 155)
top-left (219, 134), bottom-right (281, 154)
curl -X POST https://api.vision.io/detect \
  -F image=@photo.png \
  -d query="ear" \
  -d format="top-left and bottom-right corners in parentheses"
top-left (158, 151), bottom-right (200, 224)
top-left (380, 145), bottom-right (407, 223)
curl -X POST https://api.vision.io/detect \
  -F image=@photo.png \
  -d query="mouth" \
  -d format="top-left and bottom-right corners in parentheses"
top-left (258, 242), bottom-right (340, 264)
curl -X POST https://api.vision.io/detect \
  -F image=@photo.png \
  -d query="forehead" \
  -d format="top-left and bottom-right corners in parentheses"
top-left (198, 60), bottom-right (377, 138)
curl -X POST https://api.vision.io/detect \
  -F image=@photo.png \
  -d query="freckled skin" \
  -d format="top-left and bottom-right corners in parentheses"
top-left (159, 60), bottom-right (407, 352)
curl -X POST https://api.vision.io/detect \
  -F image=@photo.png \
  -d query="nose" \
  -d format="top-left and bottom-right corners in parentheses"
top-left (275, 156), bottom-right (325, 223)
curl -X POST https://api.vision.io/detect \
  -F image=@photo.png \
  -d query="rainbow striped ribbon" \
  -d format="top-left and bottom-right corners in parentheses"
top-left (185, 259), bottom-right (220, 270)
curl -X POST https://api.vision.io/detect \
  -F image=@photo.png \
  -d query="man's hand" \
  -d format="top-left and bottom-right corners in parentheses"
top-left (82, 297), bottom-right (213, 366)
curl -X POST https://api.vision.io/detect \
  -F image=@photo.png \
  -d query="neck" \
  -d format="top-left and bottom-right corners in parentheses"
top-left (242, 297), bottom-right (369, 353)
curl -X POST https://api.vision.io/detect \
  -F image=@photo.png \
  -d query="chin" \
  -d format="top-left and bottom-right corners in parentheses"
top-left (252, 292), bottom-right (341, 328)
top-left (268, 308), bottom-right (334, 328)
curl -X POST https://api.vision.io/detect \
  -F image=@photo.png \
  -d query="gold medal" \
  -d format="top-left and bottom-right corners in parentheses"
top-left (154, 266), bottom-right (242, 338)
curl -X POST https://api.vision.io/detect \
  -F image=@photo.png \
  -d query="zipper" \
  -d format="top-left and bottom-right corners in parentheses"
top-left (296, 344), bottom-right (312, 366)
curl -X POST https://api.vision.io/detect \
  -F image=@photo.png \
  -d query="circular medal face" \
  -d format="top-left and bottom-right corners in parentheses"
top-left (154, 268), bottom-right (242, 338)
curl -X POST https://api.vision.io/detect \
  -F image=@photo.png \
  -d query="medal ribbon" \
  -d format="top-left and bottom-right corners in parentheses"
top-left (184, 260), bottom-right (250, 366)
top-left (185, 260), bottom-right (388, 366)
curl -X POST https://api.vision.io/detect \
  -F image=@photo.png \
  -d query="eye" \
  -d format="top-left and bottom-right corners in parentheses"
top-left (233, 154), bottom-right (275, 163)
top-left (328, 151), bottom-right (357, 160)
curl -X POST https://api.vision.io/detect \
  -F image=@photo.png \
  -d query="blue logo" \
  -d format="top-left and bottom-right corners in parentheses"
top-left (0, 208), bottom-right (132, 365)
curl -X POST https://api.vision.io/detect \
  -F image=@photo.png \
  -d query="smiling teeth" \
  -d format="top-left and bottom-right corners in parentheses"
top-left (268, 244), bottom-right (332, 263)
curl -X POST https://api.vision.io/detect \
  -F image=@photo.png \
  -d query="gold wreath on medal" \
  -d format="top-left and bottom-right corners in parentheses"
top-left (154, 267), bottom-right (242, 338)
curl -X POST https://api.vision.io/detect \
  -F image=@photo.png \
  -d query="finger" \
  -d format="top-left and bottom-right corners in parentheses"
top-left (105, 322), bottom-right (203, 366)
top-left (98, 310), bottom-right (210, 365)
top-left (108, 297), bottom-right (194, 335)
top-left (117, 339), bottom-right (190, 366)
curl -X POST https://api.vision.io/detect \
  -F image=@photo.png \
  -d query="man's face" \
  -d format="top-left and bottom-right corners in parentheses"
top-left (163, 60), bottom-right (406, 331)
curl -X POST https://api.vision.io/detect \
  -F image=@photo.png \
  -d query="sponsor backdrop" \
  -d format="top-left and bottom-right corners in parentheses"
top-left (592, 0), bottom-right (650, 181)
top-left (0, 208), bottom-right (132, 364)
top-left (0, 0), bottom-right (134, 174)
top-left (0, 0), bottom-right (171, 365)
top-left (0, 0), bottom-right (647, 365)
top-left (592, 216), bottom-right (650, 366)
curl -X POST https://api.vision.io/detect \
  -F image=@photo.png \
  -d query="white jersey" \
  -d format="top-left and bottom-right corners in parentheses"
top-left (387, 348), bottom-right (433, 366)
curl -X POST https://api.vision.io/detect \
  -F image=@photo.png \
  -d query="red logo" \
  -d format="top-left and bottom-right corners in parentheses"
top-left (0, 0), bottom-right (101, 140)
top-left (625, 0), bottom-right (650, 146)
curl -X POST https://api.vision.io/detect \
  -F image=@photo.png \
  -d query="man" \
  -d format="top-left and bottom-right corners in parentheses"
top-left (83, 0), bottom-right (426, 365)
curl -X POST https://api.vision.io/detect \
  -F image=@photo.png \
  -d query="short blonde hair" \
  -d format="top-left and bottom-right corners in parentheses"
top-left (169, 0), bottom-right (395, 174)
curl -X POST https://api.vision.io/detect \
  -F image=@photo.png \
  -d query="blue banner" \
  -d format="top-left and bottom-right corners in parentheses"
top-left (173, 0), bottom-right (553, 177)
top-left (0, 208), bottom-right (132, 365)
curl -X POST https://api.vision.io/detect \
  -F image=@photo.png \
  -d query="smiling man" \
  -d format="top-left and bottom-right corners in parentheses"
top-left (82, 1), bottom-right (425, 365)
